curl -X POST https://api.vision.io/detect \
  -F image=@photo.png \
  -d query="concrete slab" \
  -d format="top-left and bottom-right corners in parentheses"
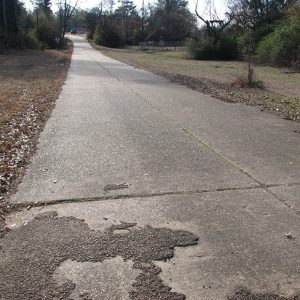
top-left (268, 184), bottom-right (300, 213)
top-left (69, 38), bottom-right (300, 187)
top-left (5, 189), bottom-right (300, 299)
top-left (126, 82), bottom-right (300, 185)
top-left (10, 39), bottom-right (257, 204)
top-left (53, 257), bottom-right (139, 300)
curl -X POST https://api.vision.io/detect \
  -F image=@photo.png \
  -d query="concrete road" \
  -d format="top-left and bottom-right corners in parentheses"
top-left (2, 36), bottom-right (300, 299)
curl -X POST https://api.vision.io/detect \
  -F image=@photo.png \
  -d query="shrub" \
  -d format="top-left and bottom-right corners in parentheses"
top-left (133, 29), bottom-right (143, 45)
top-left (257, 17), bottom-right (300, 67)
top-left (87, 31), bottom-right (94, 40)
top-left (188, 36), bottom-right (214, 59)
top-left (0, 31), bottom-right (27, 49)
top-left (24, 29), bottom-right (42, 49)
top-left (188, 35), bottom-right (239, 60)
top-left (93, 24), bottom-right (125, 48)
top-left (237, 25), bottom-right (275, 55)
top-left (216, 35), bottom-right (240, 60)
top-left (36, 22), bottom-right (60, 49)
top-left (93, 26), bottom-right (102, 45)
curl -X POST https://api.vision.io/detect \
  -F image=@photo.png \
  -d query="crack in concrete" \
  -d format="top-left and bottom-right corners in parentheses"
top-left (9, 182), bottom-right (300, 213)
top-left (0, 211), bottom-right (198, 299)
top-left (265, 188), bottom-right (300, 216)
top-left (12, 185), bottom-right (264, 209)
top-left (114, 75), bottom-right (261, 182)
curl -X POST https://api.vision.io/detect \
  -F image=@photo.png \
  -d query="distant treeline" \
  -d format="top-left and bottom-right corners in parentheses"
top-left (1, 0), bottom-right (299, 68)
top-left (0, 0), bottom-right (76, 50)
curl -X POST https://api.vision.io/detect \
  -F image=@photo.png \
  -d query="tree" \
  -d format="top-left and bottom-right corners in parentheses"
top-left (141, 0), bottom-right (145, 42)
top-left (36, 0), bottom-right (52, 14)
top-left (228, 0), bottom-right (294, 30)
top-left (13, 0), bottom-right (18, 32)
top-left (57, 0), bottom-right (78, 37)
top-left (0, 0), bottom-right (19, 33)
top-left (1, 0), bottom-right (7, 32)
top-left (256, 0), bottom-right (300, 67)
top-left (146, 0), bottom-right (196, 41)
top-left (85, 7), bottom-right (101, 38)
top-left (114, 0), bottom-right (138, 43)
top-left (195, 0), bottom-right (233, 44)
top-left (68, 9), bottom-right (87, 31)
top-left (84, 0), bottom-right (115, 39)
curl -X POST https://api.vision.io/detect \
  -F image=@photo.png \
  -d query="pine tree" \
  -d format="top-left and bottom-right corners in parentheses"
top-left (36, 0), bottom-right (52, 14)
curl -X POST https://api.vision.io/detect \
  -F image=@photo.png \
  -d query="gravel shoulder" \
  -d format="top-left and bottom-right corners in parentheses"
top-left (0, 44), bottom-right (72, 236)
top-left (91, 43), bottom-right (300, 122)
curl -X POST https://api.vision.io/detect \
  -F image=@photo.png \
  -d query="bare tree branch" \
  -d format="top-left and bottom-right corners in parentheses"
top-left (56, 0), bottom-right (78, 37)
top-left (194, 0), bottom-right (234, 43)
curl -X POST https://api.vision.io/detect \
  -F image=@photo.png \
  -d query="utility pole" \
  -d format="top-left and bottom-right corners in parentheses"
top-left (141, 0), bottom-right (144, 50)
top-left (36, 8), bottom-right (39, 31)
top-left (247, 29), bottom-right (253, 86)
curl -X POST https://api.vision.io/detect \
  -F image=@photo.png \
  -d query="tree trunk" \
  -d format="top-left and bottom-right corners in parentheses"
top-left (2, 0), bottom-right (7, 32)
top-left (13, 0), bottom-right (18, 33)
top-left (62, 15), bottom-right (67, 37)
top-left (62, 0), bottom-right (67, 37)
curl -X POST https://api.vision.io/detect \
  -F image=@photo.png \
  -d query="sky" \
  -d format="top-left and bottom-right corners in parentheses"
top-left (22, 0), bottom-right (227, 19)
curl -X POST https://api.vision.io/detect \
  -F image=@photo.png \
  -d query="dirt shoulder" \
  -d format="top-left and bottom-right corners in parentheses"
top-left (0, 45), bottom-right (72, 237)
top-left (92, 43), bottom-right (300, 122)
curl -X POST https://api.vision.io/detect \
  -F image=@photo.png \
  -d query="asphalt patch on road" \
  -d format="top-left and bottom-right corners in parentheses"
top-left (0, 211), bottom-right (198, 299)
top-left (228, 288), bottom-right (300, 300)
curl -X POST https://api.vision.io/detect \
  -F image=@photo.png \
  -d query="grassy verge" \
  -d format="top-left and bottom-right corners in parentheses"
top-left (0, 44), bottom-right (72, 237)
top-left (91, 43), bottom-right (300, 122)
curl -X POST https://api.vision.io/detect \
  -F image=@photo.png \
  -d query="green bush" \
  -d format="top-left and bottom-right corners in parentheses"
top-left (237, 25), bottom-right (275, 55)
top-left (87, 31), bottom-right (94, 40)
top-left (237, 32), bottom-right (253, 55)
top-left (93, 24), bottom-right (125, 48)
top-left (0, 31), bottom-right (27, 49)
top-left (24, 29), bottom-right (42, 49)
top-left (257, 17), bottom-right (300, 67)
top-left (133, 29), bottom-right (143, 45)
top-left (188, 35), bottom-right (239, 60)
top-left (217, 35), bottom-right (240, 60)
top-left (188, 36), bottom-right (214, 59)
top-left (36, 22), bottom-right (60, 49)
top-left (93, 26), bottom-right (102, 45)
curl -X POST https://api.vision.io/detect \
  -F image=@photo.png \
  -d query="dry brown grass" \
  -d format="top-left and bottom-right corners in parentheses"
top-left (0, 46), bottom-right (72, 200)
top-left (0, 45), bottom-right (72, 237)
top-left (231, 74), bottom-right (265, 89)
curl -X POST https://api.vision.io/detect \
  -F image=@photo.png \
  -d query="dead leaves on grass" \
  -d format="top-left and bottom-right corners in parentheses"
top-left (0, 50), bottom-right (71, 200)
top-left (164, 73), bottom-right (300, 122)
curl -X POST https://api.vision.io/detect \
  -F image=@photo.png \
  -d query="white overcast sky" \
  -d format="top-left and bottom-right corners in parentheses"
top-left (22, 0), bottom-right (227, 18)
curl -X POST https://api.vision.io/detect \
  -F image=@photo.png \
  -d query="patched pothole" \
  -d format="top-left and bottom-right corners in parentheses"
top-left (228, 288), bottom-right (300, 300)
top-left (0, 211), bottom-right (198, 299)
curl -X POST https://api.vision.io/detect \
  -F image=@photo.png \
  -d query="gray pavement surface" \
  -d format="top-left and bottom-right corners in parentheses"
top-left (2, 36), bottom-right (300, 299)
